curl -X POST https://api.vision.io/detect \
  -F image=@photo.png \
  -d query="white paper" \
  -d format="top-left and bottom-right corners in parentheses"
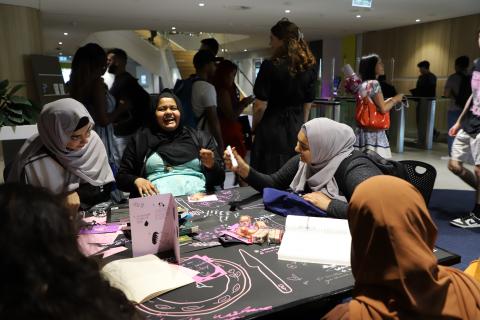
top-left (187, 193), bottom-right (218, 202)
top-left (278, 216), bottom-right (351, 266)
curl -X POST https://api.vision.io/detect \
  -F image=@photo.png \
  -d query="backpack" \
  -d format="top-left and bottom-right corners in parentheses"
top-left (173, 76), bottom-right (207, 128)
top-left (454, 72), bottom-right (472, 108)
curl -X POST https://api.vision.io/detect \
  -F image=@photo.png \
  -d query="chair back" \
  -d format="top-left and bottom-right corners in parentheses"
top-left (399, 160), bottom-right (436, 204)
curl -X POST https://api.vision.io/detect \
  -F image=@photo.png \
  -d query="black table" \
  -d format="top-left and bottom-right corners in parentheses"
top-left (108, 187), bottom-right (460, 319)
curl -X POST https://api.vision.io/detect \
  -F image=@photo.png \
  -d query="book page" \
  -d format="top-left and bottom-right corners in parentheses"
top-left (279, 216), bottom-right (351, 266)
top-left (284, 215), bottom-right (350, 234)
top-left (102, 254), bottom-right (198, 303)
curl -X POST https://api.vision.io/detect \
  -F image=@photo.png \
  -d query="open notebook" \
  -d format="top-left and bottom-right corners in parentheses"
top-left (278, 216), bottom-right (351, 266)
top-left (101, 254), bottom-right (198, 304)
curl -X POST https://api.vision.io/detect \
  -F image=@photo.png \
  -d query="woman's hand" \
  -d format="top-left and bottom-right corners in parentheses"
top-left (134, 178), bottom-right (159, 196)
top-left (449, 121), bottom-right (461, 137)
top-left (223, 147), bottom-right (250, 178)
top-left (199, 148), bottom-right (215, 169)
top-left (64, 191), bottom-right (80, 214)
top-left (302, 191), bottom-right (332, 211)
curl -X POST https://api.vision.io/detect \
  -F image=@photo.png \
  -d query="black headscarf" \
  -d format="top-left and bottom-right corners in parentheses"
top-left (146, 89), bottom-right (198, 166)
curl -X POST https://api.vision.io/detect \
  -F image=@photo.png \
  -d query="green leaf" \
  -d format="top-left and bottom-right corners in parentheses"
top-left (7, 114), bottom-right (24, 124)
top-left (6, 107), bottom-right (23, 115)
top-left (7, 84), bottom-right (24, 98)
top-left (10, 95), bottom-right (31, 106)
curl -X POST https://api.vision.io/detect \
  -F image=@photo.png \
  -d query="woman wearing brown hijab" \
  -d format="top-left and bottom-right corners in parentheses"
top-left (323, 176), bottom-right (480, 320)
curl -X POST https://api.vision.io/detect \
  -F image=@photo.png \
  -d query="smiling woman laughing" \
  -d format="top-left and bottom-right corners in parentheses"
top-left (116, 89), bottom-right (225, 197)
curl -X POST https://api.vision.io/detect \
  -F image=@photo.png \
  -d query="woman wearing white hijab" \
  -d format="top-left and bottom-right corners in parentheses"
top-left (7, 98), bottom-right (115, 212)
top-left (224, 118), bottom-right (384, 218)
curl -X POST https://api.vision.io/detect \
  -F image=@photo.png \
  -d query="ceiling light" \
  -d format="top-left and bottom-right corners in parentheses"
top-left (63, 32), bottom-right (69, 36)
top-left (225, 49), bottom-right (228, 52)
top-left (171, 26), bottom-right (176, 30)
top-left (285, 9), bottom-right (291, 13)
top-left (58, 41), bottom-right (63, 45)
top-left (356, 14), bottom-right (361, 18)
top-left (415, 18), bottom-right (421, 22)
top-left (198, 2), bottom-right (205, 6)
top-left (221, 48), bottom-right (224, 52)
top-left (243, 49), bottom-right (248, 52)
top-left (59, 52), bottom-right (63, 55)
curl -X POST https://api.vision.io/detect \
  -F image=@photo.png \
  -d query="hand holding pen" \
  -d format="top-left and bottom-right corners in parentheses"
top-left (199, 148), bottom-right (215, 169)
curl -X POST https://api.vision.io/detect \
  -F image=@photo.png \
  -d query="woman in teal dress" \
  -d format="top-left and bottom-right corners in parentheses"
top-left (116, 90), bottom-right (225, 197)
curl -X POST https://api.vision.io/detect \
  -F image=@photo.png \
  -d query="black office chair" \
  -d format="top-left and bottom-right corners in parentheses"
top-left (399, 160), bottom-right (437, 205)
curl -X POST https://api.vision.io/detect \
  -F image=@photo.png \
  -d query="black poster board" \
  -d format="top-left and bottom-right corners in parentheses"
top-left (31, 54), bottom-right (69, 106)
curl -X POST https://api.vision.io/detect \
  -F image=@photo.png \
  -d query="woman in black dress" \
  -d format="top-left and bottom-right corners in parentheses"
top-left (251, 18), bottom-right (316, 174)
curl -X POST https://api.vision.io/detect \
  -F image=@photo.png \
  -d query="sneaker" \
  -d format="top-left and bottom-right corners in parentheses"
top-left (450, 212), bottom-right (480, 228)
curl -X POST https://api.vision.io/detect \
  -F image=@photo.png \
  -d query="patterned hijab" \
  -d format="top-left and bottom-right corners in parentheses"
top-left (345, 176), bottom-right (480, 319)
top-left (290, 118), bottom-right (355, 201)
top-left (8, 98), bottom-right (114, 191)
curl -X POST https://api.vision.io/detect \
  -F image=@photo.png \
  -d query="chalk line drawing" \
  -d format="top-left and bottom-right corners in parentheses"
top-left (286, 263), bottom-right (298, 269)
top-left (287, 273), bottom-right (302, 281)
top-left (137, 258), bottom-right (252, 317)
top-left (238, 249), bottom-right (292, 294)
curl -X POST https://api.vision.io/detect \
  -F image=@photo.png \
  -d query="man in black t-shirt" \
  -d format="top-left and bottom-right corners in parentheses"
top-left (107, 48), bottom-right (150, 136)
top-left (448, 29), bottom-right (480, 228)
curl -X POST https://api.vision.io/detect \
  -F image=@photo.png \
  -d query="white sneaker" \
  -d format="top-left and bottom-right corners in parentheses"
top-left (450, 212), bottom-right (480, 228)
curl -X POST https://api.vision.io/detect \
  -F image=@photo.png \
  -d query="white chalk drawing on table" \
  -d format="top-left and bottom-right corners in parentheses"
top-left (137, 258), bottom-right (252, 318)
top-left (238, 249), bottom-right (293, 294)
top-left (176, 197), bottom-right (239, 223)
top-left (253, 246), bottom-right (280, 255)
top-left (316, 265), bottom-right (352, 285)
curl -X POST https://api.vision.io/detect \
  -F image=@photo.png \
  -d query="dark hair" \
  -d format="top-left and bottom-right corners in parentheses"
top-left (417, 60), bottom-right (430, 69)
top-left (69, 43), bottom-right (106, 104)
top-left (359, 53), bottom-right (380, 81)
top-left (213, 59), bottom-right (238, 89)
top-left (0, 183), bottom-right (138, 320)
top-left (455, 55), bottom-right (470, 69)
top-left (201, 38), bottom-right (219, 56)
top-left (270, 18), bottom-right (316, 75)
top-left (193, 49), bottom-right (216, 70)
top-left (377, 75), bottom-right (387, 82)
top-left (74, 116), bottom-right (90, 130)
top-left (107, 48), bottom-right (128, 63)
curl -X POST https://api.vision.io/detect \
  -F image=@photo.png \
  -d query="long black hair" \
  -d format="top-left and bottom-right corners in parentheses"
top-left (359, 53), bottom-right (380, 81)
top-left (0, 183), bottom-right (139, 320)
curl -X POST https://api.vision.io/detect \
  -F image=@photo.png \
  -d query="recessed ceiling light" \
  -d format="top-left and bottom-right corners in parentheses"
top-left (285, 9), bottom-right (291, 13)
top-left (415, 19), bottom-right (421, 22)
top-left (58, 41), bottom-right (63, 45)
top-left (356, 15), bottom-right (362, 18)
top-left (243, 49), bottom-right (248, 52)
top-left (198, 2), bottom-right (205, 6)
top-left (63, 32), bottom-right (69, 36)
top-left (225, 49), bottom-right (228, 52)
top-left (59, 52), bottom-right (63, 55)
top-left (171, 26), bottom-right (176, 30)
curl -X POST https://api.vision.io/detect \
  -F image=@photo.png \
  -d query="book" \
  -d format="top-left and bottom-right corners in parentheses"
top-left (101, 254), bottom-right (198, 304)
top-left (277, 216), bottom-right (351, 266)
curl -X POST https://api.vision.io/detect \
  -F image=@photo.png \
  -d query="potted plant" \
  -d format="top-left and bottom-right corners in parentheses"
top-left (0, 79), bottom-right (40, 127)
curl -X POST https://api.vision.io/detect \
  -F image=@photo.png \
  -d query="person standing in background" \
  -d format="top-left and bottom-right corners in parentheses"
top-left (251, 18), bottom-right (316, 174)
top-left (354, 54), bottom-right (404, 158)
top-left (411, 60), bottom-right (439, 141)
top-left (448, 30), bottom-right (480, 228)
top-left (444, 56), bottom-right (471, 156)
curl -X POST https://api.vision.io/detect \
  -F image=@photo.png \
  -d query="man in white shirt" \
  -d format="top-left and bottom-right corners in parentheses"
top-left (191, 50), bottom-right (224, 152)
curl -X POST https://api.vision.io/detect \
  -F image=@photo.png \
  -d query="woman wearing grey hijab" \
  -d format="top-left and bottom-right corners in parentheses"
top-left (224, 118), bottom-right (384, 218)
top-left (7, 98), bottom-right (115, 212)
